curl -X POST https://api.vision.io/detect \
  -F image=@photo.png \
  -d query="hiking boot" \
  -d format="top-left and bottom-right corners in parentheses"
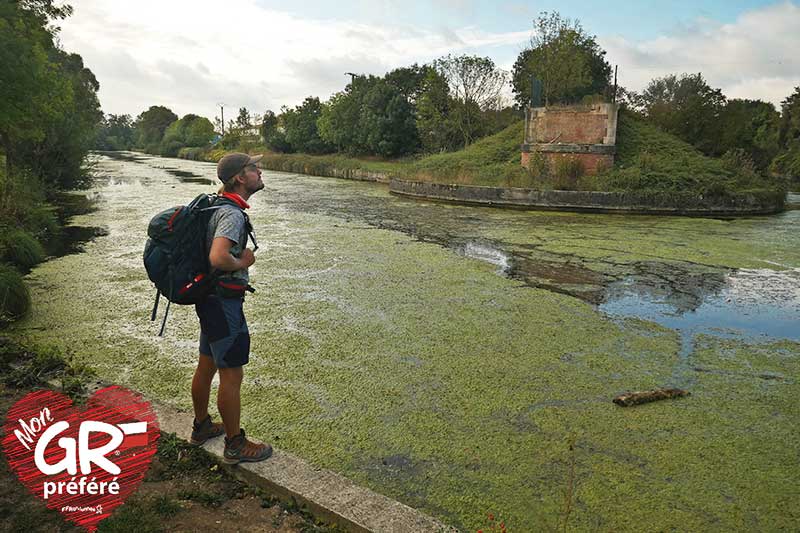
top-left (223, 428), bottom-right (273, 464)
top-left (189, 414), bottom-right (225, 445)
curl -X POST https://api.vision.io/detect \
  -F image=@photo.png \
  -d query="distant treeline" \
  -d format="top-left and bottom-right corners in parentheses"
top-left (102, 12), bottom-right (800, 184)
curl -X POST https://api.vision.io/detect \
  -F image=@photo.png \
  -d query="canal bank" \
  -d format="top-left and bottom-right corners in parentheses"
top-left (177, 150), bottom-right (788, 217)
top-left (9, 152), bottom-right (800, 531)
top-left (388, 178), bottom-right (785, 216)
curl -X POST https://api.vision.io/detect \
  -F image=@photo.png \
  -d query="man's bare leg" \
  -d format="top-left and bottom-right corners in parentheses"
top-left (218, 366), bottom-right (243, 438)
top-left (191, 353), bottom-right (217, 423)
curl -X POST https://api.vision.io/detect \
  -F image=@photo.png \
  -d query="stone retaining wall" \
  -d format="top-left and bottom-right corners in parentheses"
top-left (389, 178), bottom-right (785, 216)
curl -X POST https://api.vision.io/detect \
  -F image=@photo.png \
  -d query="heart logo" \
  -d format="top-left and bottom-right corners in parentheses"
top-left (2, 386), bottom-right (160, 532)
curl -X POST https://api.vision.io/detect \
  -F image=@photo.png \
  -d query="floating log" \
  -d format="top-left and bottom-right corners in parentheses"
top-left (613, 388), bottom-right (689, 407)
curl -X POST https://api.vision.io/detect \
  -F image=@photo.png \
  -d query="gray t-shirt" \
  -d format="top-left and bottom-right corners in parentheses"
top-left (206, 205), bottom-right (249, 285)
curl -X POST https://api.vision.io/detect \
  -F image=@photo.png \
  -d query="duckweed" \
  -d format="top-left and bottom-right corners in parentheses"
top-left (10, 154), bottom-right (799, 531)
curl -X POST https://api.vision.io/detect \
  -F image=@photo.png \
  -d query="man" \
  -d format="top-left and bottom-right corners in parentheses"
top-left (188, 152), bottom-right (272, 464)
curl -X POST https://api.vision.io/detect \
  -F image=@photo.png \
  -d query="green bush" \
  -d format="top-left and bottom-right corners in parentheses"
top-left (160, 140), bottom-right (183, 158)
top-left (526, 152), bottom-right (549, 179)
top-left (177, 147), bottom-right (207, 160)
top-left (771, 144), bottom-right (800, 187)
top-left (143, 142), bottom-right (160, 155)
top-left (205, 148), bottom-right (227, 162)
top-left (0, 263), bottom-right (30, 321)
top-left (0, 229), bottom-right (45, 269)
top-left (21, 204), bottom-right (60, 241)
top-left (553, 157), bottom-right (585, 190)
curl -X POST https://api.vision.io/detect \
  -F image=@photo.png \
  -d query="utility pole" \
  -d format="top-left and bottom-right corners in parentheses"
top-left (344, 72), bottom-right (358, 84)
top-left (612, 65), bottom-right (618, 103)
top-left (217, 102), bottom-right (226, 135)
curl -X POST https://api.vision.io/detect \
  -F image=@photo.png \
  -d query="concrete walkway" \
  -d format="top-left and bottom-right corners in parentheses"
top-left (151, 399), bottom-right (458, 533)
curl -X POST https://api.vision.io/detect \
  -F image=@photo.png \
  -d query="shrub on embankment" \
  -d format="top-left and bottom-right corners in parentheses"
top-left (257, 153), bottom-right (411, 178)
top-left (0, 230), bottom-right (45, 270)
top-left (0, 264), bottom-right (30, 322)
top-left (0, 160), bottom-right (65, 324)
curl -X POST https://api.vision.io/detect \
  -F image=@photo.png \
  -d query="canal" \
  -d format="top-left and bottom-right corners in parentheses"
top-left (12, 153), bottom-right (800, 531)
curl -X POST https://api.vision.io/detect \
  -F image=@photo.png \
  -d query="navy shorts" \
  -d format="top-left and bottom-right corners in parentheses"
top-left (195, 295), bottom-right (250, 368)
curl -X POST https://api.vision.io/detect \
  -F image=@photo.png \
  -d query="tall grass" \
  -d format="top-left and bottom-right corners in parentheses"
top-left (0, 229), bottom-right (45, 270)
top-left (0, 156), bottom-right (59, 324)
top-left (0, 264), bottom-right (30, 322)
top-left (408, 121), bottom-right (531, 187)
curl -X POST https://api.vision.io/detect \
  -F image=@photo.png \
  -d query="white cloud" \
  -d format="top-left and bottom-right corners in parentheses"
top-left (601, 1), bottom-right (800, 107)
top-left (58, 0), bottom-right (528, 120)
top-left (58, 0), bottom-right (800, 121)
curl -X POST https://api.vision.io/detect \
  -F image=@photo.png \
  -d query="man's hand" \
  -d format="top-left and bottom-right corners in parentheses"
top-left (239, 248), bottom-right (256, 268)
top-left (209, 237), bottom-right (255, 271)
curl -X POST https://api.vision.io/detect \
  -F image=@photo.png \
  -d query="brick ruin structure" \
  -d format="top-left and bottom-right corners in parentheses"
top-left (521, 103), bottom-right (619, 175)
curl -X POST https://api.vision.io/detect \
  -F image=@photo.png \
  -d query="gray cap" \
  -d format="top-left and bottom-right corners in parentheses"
top-left (216, 152), bottom-right (263, 182)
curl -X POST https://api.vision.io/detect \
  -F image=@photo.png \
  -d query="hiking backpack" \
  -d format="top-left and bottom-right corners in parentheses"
top-left (143, 193), bottom-right (257, 336)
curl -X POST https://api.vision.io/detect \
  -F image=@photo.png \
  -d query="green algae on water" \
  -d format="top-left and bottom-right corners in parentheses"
top-left (11, 154), bottom-right (800, 531)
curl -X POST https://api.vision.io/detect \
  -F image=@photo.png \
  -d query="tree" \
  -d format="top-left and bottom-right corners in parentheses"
top-left (717, 99), bottom-right (780, 170)
top-left (95, 114), bottom-right (136, 151)
top-left (318, 75), bottom-right (420, 156)
top-left (512, 12), bottom-right (611, 107)
top-left (416, 69), bottom-right (459, 152)
top-left (282, 97), bottom-right (333, 154)
top-left (1, 1), bottom-right (102, 190)
top-left (778, 87), bottom-right (800, 148)
top-left (384, 64), bottom-right (430, 106)
top-left (0, 0), bottom-right (74, 179)
top-left (235, 107), bottom-right (252, 131)
top-left (134, 106), bottom-right (178, 153)
top-left (359, 79), bottom-right (419, 156)
top-left (260, 110), bottom-right (277, 141)
top-left (433, 54), bottom-right (508, 147)
top-left (159, 114), bottom-right (214, 156)
top-left (771, 87), bottom-right (800, 180)
top-left (184, 116), bottom-right (214, 147)
top-left (259, 110), bottom-right (292, 152)
top-left (318, 76), bottom-right (378, 153)
top-left (14, 49), bottom-right (103, 188)
top-left (634, 73), bottom-right (726, 155)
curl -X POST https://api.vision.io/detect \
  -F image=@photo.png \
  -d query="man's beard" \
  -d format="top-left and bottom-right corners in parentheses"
top-left (247, 180), bottom-right (265, 194)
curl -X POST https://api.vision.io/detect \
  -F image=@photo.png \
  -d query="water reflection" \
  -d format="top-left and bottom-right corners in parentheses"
top-left (601, 267), bottom-right (800, 344)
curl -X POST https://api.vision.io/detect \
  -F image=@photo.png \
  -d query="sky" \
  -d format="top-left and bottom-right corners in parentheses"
top-left (56, 0), bottom-right (800, 122)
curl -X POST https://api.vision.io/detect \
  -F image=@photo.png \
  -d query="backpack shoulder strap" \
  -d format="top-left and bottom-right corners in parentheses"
top-left (210, 195), bottom-right (258, 251)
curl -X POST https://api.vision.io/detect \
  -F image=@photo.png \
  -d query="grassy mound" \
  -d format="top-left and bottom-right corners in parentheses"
top-left (406, 110), bottom-right (782, 195)
top-left (408, 121), bottom-right (528, 187)
top-left (590, 111), bottom-right (775, 194)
